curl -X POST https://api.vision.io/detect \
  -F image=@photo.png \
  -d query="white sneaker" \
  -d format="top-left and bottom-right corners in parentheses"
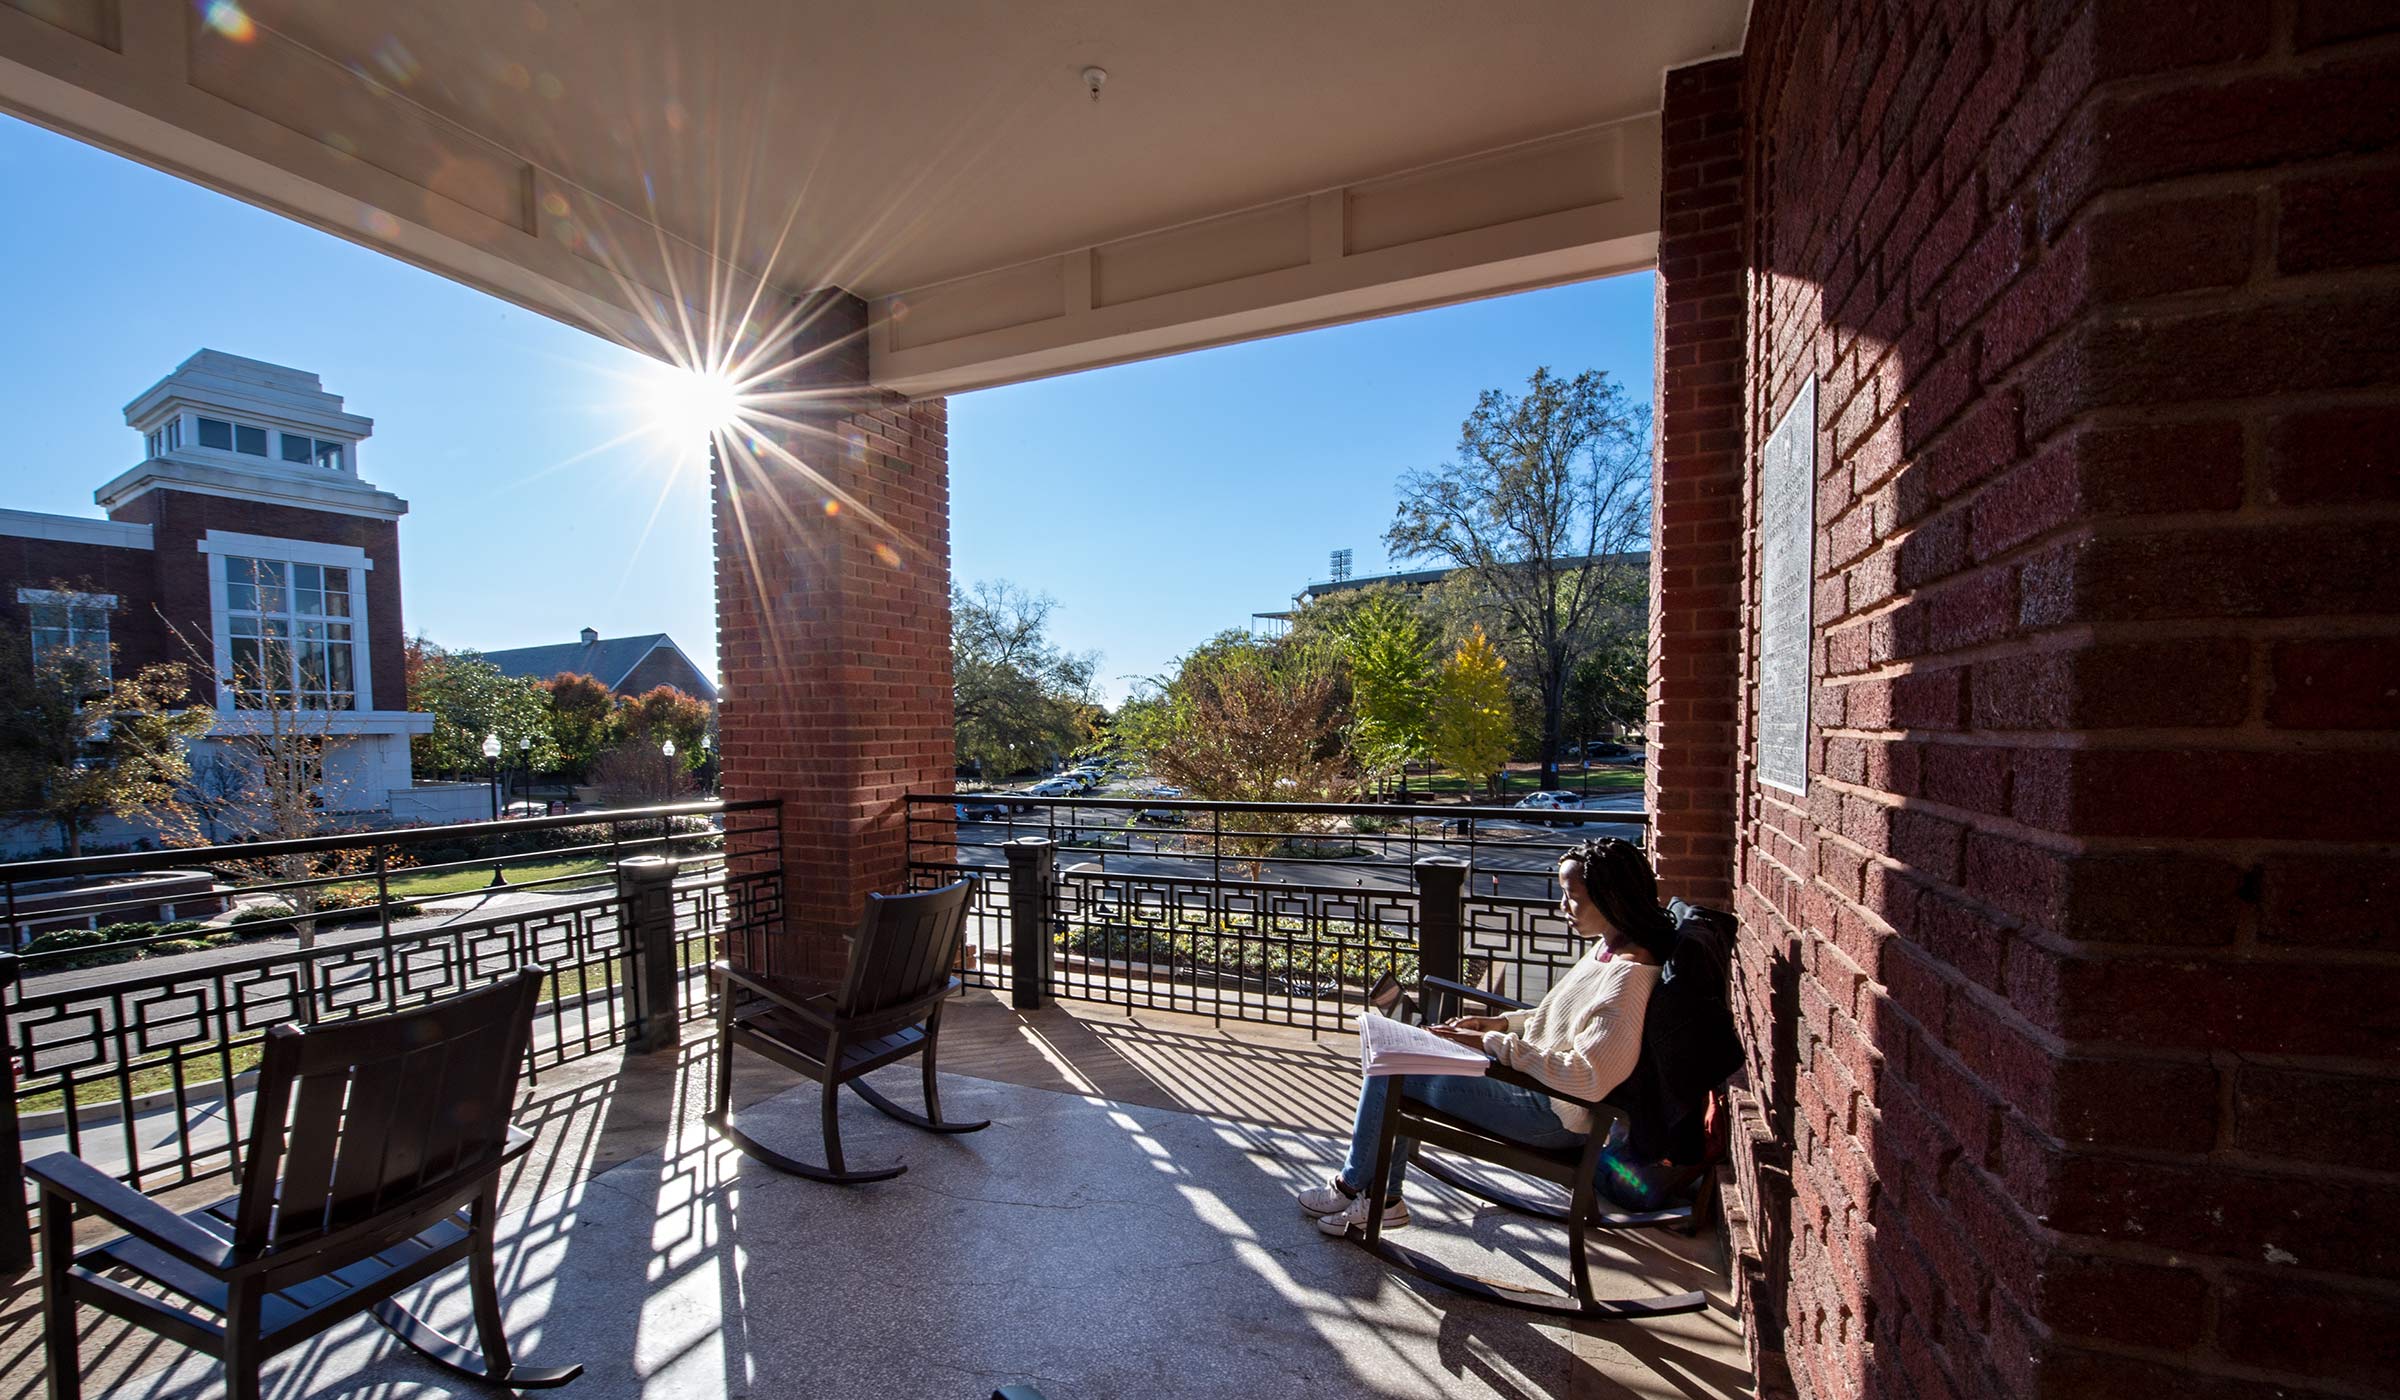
top-left (1316, 1191), bottom-right (1409, 1237)
top-left (1296, 1178), bottom-right (1356, 1215)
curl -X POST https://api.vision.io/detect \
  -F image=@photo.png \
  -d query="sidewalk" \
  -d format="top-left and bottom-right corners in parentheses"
top-left (15, 870), bottom-right (685, 996)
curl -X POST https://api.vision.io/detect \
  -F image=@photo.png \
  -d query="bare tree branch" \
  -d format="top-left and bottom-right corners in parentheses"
top-left (1384, 367), bottom-right (1651, 785)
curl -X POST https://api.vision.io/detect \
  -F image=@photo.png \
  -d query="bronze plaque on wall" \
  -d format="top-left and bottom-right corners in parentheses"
top-left (1758, 377), bottom-right (1815, 795)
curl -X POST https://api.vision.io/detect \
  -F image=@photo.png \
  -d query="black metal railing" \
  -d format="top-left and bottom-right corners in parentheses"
top-left (0, 799), bottom-right (782, 1241)
top-left (903, 793), bottom-right (1647, 1031)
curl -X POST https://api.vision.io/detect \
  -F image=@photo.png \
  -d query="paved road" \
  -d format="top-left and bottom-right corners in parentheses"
top-left (7, 874), bottom-right (695, 1091)
top-left (943, 793), bottom-right (1644, 901)
top-left (18, 878), bottom-right (624, 999)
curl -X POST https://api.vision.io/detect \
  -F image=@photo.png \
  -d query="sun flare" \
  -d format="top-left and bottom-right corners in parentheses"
top-left (644, 364), bottom-right (747, 447)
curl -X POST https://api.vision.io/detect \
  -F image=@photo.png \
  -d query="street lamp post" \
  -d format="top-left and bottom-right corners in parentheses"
top-left (482, 732), bottom-right (507, 888)
top-left (518, 734), bottom-right (532, 811)
top-left (660, 738), bottom-right (677, 849)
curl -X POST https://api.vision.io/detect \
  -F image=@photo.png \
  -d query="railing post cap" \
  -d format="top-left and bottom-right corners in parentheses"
top-left (1001, 836), bottom-right (1056, 850)
top-left (615, 855), bottom-right (680, 883)
top-left (1413, 854), bottom-right (1469, 868)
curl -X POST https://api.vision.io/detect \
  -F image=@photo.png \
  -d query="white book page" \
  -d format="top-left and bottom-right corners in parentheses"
top-left (1356, 1010), bottom-right (1490, 1077)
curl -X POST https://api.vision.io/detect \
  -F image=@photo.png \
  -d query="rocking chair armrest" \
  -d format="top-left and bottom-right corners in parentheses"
top-left (24, 1152), bottom-right (234, 1274)
top-left (711, 962), bottom-right (838, 1030)
top-left (1420, 975), bottom-right (1534, 1015)
top-left (1475, 1064), bottom-right (1630, 1132)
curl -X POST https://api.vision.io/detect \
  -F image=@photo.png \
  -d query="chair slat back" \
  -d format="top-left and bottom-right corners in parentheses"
top-left (835, 880), bottom-right (971, 1020)
top-left (234, 971), bottom-right (545, 1252)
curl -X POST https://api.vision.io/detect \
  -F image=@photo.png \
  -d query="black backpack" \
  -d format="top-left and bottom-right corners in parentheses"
top-left (1606, 900), bottom-right (1745, 1159)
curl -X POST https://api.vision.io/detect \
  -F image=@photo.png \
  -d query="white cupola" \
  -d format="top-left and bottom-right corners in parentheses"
top-left (99, 351), bottom-right (405, 521)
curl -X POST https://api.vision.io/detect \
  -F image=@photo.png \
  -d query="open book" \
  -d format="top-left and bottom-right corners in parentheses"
top-left (1357, 1009), bottom-right (1492, 1078)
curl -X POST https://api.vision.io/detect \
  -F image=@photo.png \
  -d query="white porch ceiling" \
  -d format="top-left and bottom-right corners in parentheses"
top-left (0, 0), bottom-right (1746, 393)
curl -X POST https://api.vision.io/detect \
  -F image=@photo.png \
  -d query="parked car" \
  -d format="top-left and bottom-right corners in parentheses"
top-left (1513, 791), bottom-right (1586, 826)
top-left (958, 791), bottom-right (1035, 815)
top-left (1025, 778), bottom-right (1079, 798)
top-left (1135, 805), bottom-right (1186, 825)
top-left (1580, 741), bottom-right (1633, 760)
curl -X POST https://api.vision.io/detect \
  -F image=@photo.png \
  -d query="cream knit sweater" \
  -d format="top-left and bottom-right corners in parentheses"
top-left (1478, 945), bottom-right (1658, 1132)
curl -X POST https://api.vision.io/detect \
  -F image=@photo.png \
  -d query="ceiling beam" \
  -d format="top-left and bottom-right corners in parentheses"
top-left (865, 115), bottom-right (1662, 396)
top-left (2, 1), bottom-right (1667, 398)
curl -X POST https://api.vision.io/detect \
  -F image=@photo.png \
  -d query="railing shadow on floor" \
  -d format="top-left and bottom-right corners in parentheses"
top-left (0, 991), bottom-right (1748, 1400)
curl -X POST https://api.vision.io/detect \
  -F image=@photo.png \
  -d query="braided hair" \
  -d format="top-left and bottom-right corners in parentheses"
top-left (1560, 836), bottom-right (1678, 960)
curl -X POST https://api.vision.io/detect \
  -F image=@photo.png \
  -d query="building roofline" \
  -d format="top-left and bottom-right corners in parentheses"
top-left (1294, 550), bottom-right (1649, 600)
top-left (482, 632), bottom-right (718, 701)
top-left (94, 460), bottom-right (408, 521)
top-left (0, 508), bottom-right (154, 551)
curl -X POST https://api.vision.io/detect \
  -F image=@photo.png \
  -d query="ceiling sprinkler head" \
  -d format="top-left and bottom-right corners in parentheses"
top-left (1082, 66), bottom-right (1107, 102)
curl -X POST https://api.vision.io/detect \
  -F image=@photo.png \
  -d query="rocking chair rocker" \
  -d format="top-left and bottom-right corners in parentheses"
top-left (27, 970), bottom-right (581, 1400)
top-left (708, 877), bottom-right (990, 1183)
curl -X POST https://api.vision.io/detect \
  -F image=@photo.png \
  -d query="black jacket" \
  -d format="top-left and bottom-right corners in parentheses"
top-left (1604, 899), bottom-right (1746, 1160)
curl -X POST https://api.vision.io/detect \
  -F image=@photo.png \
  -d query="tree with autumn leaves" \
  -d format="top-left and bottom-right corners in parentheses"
top-left (1426, 628), bottom-right (1513, 797)
top-left (402, 638), bottom-right (712, 800)
top-left (1385, 366), bottom-right (1650, 787)
top-left (0, 608), bottom-right (214, 857)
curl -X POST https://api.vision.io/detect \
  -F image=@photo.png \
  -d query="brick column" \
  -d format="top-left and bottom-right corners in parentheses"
top-left (713, 290), bottom-right (954, 979)
top-left (1647, 56), bottom-right (1748, 913)
top-left (1724, 3), bottom-right (2400, 1398)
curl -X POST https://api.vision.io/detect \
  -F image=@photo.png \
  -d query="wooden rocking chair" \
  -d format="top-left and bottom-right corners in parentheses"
top-left (27, 970), bottom-right (581, 1400)
top-left (708, 878), bottom-right (989, 1184)
top-left (1358, 975), bottom-right (1711, 1320)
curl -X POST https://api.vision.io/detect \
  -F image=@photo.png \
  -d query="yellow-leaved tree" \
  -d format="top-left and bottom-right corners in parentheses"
top-left (1428, 627), bottom-right (1512, 800)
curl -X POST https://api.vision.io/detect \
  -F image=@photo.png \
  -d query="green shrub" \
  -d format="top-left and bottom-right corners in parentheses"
top-left (20, 928), bottom-right (112, 956)
top-left (1058, 911), bottom-right (1416, 989)
top-left (96, 921), bottom-right (162, 943)
top-left (229, 903), bottom-right (294, 927)
top-left (18, 927), bottom-right (144, 970)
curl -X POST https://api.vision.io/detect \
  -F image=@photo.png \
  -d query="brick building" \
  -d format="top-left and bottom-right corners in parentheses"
top-left (0, 351), bottom-right (432, 838)
top-left (482, 628), bottom-right (718, 703)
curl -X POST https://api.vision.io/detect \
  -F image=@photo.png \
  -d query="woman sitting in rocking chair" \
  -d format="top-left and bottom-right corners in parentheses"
top-left (1298, 836), bottom-right (1680, 1236)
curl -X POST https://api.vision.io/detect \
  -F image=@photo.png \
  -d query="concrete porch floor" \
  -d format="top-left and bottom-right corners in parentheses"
top-left (0, 990), bottom-right (1754, 1399)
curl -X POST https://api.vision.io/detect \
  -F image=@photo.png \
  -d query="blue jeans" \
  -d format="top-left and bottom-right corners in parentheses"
top-left (1340, 1073), bottom-right (1584, 1197)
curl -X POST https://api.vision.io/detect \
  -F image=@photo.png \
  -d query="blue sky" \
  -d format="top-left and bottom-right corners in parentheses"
top-left (0, 114), bottom-right (1655, 703)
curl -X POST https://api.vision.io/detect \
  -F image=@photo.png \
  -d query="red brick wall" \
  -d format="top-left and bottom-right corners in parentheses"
top-left (1700, 3), bottom-right (2400, 1398)
top-left (0, 535), bottom-right (171, 685)
top-left (1648, 57), bottom-right (1749, 916)
top-left (714, 290), bottom-right (954, 978)
top-left (4, 493), bottom-right (405, 706)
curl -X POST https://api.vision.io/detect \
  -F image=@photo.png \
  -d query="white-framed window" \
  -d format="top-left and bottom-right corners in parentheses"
top-left (17, 588), bottom-right (114, 671)
top-left (222, 556), bottom-right (356, 709)
top-left (198, 531), bottom-right (375, 713)
top-left (196, 415), bottom-right (271, 458)
top-left (277, 432), bottom-right (347, 470)
top-left (143, 419), bottom-right (184, 459)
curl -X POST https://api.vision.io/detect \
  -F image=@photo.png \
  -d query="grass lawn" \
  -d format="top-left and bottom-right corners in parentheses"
top-left (19, 1043), bottom-right (268, 1115)
top-left (1411, 765), bottom-right (1644, 799)
top-left (371, 855), bottom-right (613, 901)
